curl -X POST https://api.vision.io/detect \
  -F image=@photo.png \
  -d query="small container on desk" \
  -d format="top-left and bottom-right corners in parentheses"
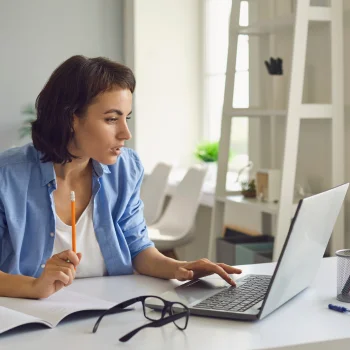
top-left (336, 249), bottom-right (350, 303)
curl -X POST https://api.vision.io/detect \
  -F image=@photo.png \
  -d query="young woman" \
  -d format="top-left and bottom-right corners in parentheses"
top-left (0, 55), bottom-right (241, 299)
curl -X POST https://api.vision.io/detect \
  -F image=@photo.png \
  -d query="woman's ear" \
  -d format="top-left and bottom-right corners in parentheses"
top-left (72, 114), bottom-right (79, 133)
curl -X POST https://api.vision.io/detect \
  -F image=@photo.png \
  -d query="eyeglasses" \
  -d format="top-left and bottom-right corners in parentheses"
top-left (92, 295), bottom-right (190, 342)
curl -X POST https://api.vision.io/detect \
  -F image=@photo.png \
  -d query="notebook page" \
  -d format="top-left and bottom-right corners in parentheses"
top-left (0, 306), bottom-right (50, 334)
top-left (0, 289), bottom-right (115, 327)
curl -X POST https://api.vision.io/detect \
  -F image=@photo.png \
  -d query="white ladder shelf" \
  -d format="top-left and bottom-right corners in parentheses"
top-left (208, 0), bottom-right (345, 262)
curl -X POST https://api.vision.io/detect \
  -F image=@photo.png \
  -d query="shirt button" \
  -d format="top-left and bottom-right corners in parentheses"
top-left (41, 264), bottom-right (45, 268)
top-left (48, 183), bottom-right (51, 188)
top-left (50, 232), bottom-right (54, 237)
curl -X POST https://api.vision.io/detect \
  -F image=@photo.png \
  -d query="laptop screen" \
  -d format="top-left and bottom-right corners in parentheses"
top-left (259, 183), bottom-right (349, 319)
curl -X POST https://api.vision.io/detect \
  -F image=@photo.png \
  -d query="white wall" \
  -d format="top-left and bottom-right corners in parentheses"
top-left (0, 0), bottom-right (124, 151)
top-left (129, 0), bottom-right (202, 172)
top-left (1, 0), bottom-right (202, 172)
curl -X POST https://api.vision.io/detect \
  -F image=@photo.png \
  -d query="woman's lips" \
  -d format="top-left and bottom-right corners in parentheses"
top-left (110, 148), bottom-right (121, 156)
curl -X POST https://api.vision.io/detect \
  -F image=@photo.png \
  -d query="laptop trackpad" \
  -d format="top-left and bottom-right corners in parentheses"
top-left (159, 279), bottom-right (229, 307)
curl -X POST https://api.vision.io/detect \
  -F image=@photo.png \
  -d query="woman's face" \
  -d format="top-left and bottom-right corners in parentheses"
top-left (71, 88), bottom-right (132, 165)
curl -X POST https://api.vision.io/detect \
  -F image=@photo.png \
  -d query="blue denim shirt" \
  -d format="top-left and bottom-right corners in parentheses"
top-left (0, 143), bottom-right (154, 278)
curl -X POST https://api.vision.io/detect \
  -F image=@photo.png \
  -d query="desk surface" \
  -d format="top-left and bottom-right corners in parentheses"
top-left (1, 258), bottom-right (350, 350)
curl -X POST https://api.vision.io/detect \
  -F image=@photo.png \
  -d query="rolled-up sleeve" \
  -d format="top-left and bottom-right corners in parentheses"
top-left (119, 154), bottom-right (154, 260)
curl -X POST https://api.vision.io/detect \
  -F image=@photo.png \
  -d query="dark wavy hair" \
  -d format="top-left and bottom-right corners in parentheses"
top-left (32, 55), bottom-right (136, 164)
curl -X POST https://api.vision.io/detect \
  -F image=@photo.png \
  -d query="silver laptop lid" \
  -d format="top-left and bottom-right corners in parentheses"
top-left (259, 183), bottom-right (349, 319)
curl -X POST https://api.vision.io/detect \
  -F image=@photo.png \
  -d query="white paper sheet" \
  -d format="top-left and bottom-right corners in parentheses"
top-left (0, 306), bottom-right (50, 334)
top-left (0, 289), bottom-right (115, 329)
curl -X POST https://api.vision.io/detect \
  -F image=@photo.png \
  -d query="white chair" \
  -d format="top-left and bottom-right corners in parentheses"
top-left (147, 165), bottom-right (207, 255)
top-left (141, 162), bottom-right (172, 226)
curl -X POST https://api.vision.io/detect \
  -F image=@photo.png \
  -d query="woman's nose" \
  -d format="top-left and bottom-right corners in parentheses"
top-left (117, 121), bottom-right (132, 141)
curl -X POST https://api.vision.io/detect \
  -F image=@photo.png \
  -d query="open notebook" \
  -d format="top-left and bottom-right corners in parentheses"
top-left (0, 289), bottom-right (115, 334)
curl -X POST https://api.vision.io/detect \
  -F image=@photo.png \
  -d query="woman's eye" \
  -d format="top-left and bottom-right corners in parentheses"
top-left (106, 118), bottom-right (118, 123)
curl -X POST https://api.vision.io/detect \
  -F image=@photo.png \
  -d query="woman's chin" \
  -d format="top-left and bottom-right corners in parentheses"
top-left (93, 154), bottom-right (119, 165)
top-left (103, 156), bottom-right (119, 165)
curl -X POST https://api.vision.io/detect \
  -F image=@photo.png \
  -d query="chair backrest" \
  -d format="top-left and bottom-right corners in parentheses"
top-left (141, 162), bottom-right (172, 225)
top-left (154, 165), bottom-right (207, 239)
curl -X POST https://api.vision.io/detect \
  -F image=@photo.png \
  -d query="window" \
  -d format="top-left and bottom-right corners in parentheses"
top-left (204, 0), bottom-right (249, 172)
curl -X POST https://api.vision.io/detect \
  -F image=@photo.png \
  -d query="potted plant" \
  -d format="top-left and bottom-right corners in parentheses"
top-left (194, 141), bottom-right (235, 163)
top-left (194, 141), bottom-right (220, 183)
top-left (194, 141), bottom-right (234, 183)
top-left (194, 141), bottom-right (220, 163)
top-left (241, 179), bottom-right (256, 198)
top-left (19, 104), bottom-right (36, 139)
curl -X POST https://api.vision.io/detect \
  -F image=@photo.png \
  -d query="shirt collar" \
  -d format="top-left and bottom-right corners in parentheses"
top-left (92, 159), bottom-right (111, 177)
top-left (37, 151), bottom-right (56, 187)
top-left (37, 151), bottom-right (110, 186)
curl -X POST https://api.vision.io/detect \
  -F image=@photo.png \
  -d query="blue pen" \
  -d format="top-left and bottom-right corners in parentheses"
top-left (328, 304), bottom-right (350, 313)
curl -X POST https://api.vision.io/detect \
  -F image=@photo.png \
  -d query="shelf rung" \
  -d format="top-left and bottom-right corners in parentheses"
top-left (224, 105), bottom-right (332, 119)
top-left (224, 195), bottom-right (299, 216)
top-left (236, 7), bottom-right (330, 36)
top-left (309, 6), bottom-right (331, 22)
top-left (225, 108), bottom-right (287, 117)
top-left (236, 14), bottom-right (294, 35)
top-left (299, 104), bottom-right (332, 119)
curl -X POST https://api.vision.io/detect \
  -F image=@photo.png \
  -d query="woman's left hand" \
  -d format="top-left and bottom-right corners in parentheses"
top-left (174, 258), bottom-right (242, 286)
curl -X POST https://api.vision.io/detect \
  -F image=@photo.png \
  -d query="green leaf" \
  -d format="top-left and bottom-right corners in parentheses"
top-left (19, 126), bottom-right (32, 139)
top-left (19, 103), bottom-right (36, 139)
top-left (21, 104), bottom-right (36, 116)
top-left (194, 141), bottom-right (234, 163)
top-left (241, 179), bottom-right (256, 191)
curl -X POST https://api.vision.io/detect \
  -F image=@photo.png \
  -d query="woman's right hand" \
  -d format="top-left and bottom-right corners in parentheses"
top-left (32, 250), bottom-right (82, 299)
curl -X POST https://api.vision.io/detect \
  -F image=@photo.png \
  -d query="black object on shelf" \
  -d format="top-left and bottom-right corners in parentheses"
top-left (264, 57), bottom-right (283, 75)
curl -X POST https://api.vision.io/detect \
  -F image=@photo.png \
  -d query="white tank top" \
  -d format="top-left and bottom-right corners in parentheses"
top-left (52, 199), bottom-right (108, 278)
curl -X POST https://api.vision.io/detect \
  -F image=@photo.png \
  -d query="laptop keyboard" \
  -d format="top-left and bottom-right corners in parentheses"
top-left (194, 275), bottom-right (271, 312)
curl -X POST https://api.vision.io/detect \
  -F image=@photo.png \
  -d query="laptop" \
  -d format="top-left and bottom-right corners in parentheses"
top-left (147, 183), bottom-right (349, 321)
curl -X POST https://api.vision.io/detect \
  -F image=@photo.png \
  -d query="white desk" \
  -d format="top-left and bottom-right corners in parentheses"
top-left (1, 258), bottom-right (350, 350)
